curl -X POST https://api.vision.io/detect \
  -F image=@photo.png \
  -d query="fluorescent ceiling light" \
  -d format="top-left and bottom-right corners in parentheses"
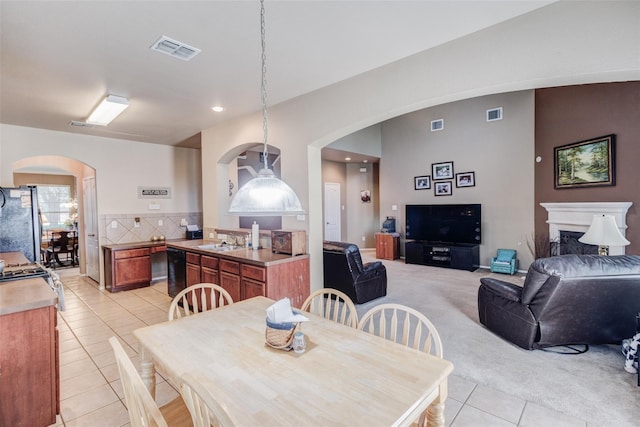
top-left (86, 95), bottom-right (129, 126)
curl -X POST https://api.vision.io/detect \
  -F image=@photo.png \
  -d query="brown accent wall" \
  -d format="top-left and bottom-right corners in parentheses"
top-left (535, 82), bottom-right (640, 255)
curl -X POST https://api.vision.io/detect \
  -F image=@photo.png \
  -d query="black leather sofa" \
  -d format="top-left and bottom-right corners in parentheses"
top-left (322, 241), bottom-right (387, 304)
top-left (478, 254), bottom-right (640, 350)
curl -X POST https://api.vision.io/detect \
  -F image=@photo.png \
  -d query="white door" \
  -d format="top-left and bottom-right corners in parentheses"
top-left (324, 182), bottom-right (341, 241)
top-left (83, 177), bottom-right (100, 282)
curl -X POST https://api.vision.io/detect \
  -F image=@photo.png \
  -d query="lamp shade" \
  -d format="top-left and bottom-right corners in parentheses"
top-left (578, 214), bottom-right (630, 246)
top-left (228, 168), bottom-right (304, 216)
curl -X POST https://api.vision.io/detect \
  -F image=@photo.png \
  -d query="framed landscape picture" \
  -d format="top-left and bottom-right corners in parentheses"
top-left (432, 161), bottom-right (454, 180)
top-left (456, 172), bottom-right (475, 188)
top-left (554, 134), bottom-right (615, 189)
top-left (414, 175), bottom-right (431, 190)
top-left (434, 181), bottom-right (452, 196)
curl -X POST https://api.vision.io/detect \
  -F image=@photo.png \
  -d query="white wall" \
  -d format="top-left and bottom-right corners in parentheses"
top-left (200, 2), bottom-right (640, 291)
top-left (329, 125), bottom-right (381, 157)
top-left (1, 124), bottom-right (202, 214)
top-left (380, 91), bottom-right (535, 268)
top-left (0, 124), bottom-right (202, 284)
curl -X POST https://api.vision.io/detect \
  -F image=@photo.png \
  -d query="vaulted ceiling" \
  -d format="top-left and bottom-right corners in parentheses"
top-left (0, 1), bottom-right (554, 148)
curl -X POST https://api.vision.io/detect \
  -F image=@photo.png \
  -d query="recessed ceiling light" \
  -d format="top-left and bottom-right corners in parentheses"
top-left (363, 160), bottom-right (368, 163)
top-left (212, 106), bottom-right (225, 113)
top-left (345, 157), bottom-right (351, 161)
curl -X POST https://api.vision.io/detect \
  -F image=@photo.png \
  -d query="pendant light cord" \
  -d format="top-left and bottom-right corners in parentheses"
top-left (260, 0), bottom-right (269, 171)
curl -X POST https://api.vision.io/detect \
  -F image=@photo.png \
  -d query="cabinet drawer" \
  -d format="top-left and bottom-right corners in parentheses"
top-left (241, 264), bottom-right (266, 282)
top-left (186, 252), bottom-right (201, 264)
top-left (220, 259), bottom-right (240, 274)
top-left (114, 248), bottom-right (150, 259)
top-left (201, 255), bottom-right (218, 269)
top-left (151, 245), bottom-right (166, 254)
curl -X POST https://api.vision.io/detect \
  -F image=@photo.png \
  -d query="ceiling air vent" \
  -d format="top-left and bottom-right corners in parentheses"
top-left (486, 107), bottom-right (503, 122)
top-left (150, 36), bottom-right (201, 61)
top-left (431, 119), bottom-right (444, 132)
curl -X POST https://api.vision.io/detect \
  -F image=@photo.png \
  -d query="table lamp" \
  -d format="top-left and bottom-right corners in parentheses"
top-left (578, 214), bottom-right (630, 255)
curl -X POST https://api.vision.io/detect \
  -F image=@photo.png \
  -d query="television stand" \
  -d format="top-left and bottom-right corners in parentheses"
top-left (405, 241), bottom-right (479, 272)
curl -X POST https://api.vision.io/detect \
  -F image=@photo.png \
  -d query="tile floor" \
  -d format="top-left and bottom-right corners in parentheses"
top-left (50, 269), bottom-right (590, 427)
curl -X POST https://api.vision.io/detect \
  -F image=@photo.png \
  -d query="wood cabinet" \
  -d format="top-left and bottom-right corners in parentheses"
top-left (186, 252), bottom-right (201, 287)
top-left (200, 255), bottom-right (220, 286)
top-left (243, 258), bottom-right (309, 308)
top-left (104, 247), bottom-right (152, 292)
top-left (219, 259), bottom-right (241, 302)
top-left (103, 243), bottom-right (166, 292)
top-left (376, 233), bottom-right (399, 260)
top-left (0, 282), bottom-right (59, 427)
top-left (172, 245), bottom-right (310, 308)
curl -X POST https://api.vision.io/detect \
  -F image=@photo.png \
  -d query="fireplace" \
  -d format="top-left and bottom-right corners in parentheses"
top-left (540, 202), bottom-right (632, 256)
top-left (550, 230), bottom-right (598, 256)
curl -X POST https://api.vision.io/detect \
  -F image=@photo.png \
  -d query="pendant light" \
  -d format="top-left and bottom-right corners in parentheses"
top-left (228, 0), bottom-right (304, 216)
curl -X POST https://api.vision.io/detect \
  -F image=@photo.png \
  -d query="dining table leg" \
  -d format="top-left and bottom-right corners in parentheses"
top-left (425, 380), bottom-right (447, 427)
top-left (139, 346), bottom-right (156, 398)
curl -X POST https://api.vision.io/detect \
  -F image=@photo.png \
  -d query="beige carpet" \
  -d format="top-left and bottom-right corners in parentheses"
top-left (358, 250), bottom-right (639, 427)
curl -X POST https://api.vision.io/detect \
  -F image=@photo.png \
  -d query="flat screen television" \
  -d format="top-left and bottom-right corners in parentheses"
top-left (405, 204), bottom-right (481, 244)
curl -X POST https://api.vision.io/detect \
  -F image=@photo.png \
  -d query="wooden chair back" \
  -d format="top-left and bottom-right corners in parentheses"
top-left (108, 337), bottom-right (168, 427)
top-left (180, 373), bottom-right (236, 427)
top-left (301, 288), bottom-right (358, 328)
top-left (169, 283), bottom-right (233, 321)
top-left (358, 303), bottom-right (443, 357)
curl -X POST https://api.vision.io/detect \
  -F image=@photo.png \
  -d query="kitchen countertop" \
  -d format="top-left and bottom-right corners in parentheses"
top-left (101, 241), bottom-right (171, 250)
top-left (0, 277), bottom-right (57, 316)
top-left (0, 251), bottom-right (31, 266)
top-left (167, 239), bottom-right (309, 267)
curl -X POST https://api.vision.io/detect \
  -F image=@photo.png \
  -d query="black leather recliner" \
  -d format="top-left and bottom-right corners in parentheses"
top-left (322, 241), bottom-right (387, 304)
top-left (478, 254), bottom-right (640, 350)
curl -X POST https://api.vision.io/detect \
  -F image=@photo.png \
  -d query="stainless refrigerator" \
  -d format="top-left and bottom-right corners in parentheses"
top-left (0, 186), bottom-right (42, 263)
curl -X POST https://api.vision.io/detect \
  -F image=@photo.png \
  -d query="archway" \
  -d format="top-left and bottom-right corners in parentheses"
top-left (12, 156), bottom-right (98, 281)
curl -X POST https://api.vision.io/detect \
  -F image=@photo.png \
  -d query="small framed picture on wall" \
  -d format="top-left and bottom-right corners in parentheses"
top-left (432, 161), bottom-right (454, 180)
top-left (455, 172), bottom-right (475, 188)
top-left (414, 175), bottom-right (431, 190)
top-left (434, 181), bottom-right (453, 196)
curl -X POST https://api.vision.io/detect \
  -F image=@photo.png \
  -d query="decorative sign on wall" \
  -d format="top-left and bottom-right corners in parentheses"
top-left (138, 187), bottom-right (171, 199)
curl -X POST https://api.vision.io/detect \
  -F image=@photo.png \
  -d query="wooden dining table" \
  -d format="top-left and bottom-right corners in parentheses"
top-left (133, 296), bottom-right (454, 426)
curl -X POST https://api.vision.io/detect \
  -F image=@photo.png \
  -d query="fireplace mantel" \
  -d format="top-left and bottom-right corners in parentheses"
top-left (540, 202), bottom-right (632, 255)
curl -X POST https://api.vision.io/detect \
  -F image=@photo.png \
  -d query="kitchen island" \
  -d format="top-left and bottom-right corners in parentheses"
top-left (0, 275), bottom-right (59, 427)
top-left (167, 239), bottom-right (310, 308)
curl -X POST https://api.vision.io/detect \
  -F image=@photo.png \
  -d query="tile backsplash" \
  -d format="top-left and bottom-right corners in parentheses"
top-left (100, 212), bottom-right (202, 245)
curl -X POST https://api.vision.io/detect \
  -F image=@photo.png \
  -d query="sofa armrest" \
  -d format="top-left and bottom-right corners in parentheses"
top-left (358, 261), bottom-right (384, 280)
top-left (479, 277), bottom-right (523, 303)
top-left (363, 261), bottom-right (383, 272)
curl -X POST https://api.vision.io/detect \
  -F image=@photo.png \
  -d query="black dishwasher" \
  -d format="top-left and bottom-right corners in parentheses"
top-left (167, 247), bottom-right (186, 298)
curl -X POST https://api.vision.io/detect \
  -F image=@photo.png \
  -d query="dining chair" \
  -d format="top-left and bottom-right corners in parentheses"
top-left (301, 288), bottom-right (358, 328)
top-left (180, 373), bottom-right (236, 427)
top-left (358, 304), bottom-right (444, 427)
top-left (46, 230), bottom-right (76, 268)
top-left (169, 283), bottom-right (233, 321)
top-left (107, 337), bottom-right (192, 427)
top-left (358, 303), bottom-right (443, 357)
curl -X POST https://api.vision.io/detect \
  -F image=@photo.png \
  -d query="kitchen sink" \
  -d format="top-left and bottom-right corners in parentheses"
top-left (197, 244), bottom-right (243, 252)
